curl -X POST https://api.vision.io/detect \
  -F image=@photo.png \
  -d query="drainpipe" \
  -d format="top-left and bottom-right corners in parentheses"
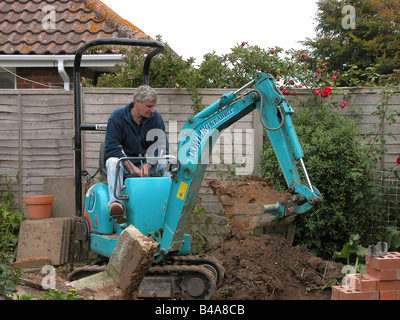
top-left (57, 58), bottom-right (70, 90)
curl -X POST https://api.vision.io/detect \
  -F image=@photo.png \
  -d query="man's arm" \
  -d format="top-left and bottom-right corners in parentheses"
top-left (104, 113), bottom-right (125, 159)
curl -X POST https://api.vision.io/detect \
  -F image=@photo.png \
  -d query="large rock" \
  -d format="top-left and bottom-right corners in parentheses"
top-left (71, 225), bottom-right (157, 300)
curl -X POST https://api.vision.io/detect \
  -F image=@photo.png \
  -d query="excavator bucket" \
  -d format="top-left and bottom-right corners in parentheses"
top-left (209, 176), bottom-right (299, 231)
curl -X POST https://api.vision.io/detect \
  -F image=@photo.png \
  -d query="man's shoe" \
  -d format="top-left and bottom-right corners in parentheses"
top-left (109, 202), bottom-right (127, 224)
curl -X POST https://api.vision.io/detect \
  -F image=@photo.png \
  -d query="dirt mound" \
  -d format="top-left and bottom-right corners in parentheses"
top-left (208, 175), bottom-right (342, 299)
top-left (209, 175), bottom-right (290, 207)
top-left (205, 228), bottom-right (343, 300)
top-left (209, 175), bottom-right (292, 230)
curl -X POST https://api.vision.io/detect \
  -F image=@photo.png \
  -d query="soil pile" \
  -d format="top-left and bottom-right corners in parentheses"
top-left (205, 228), bottom-right (343, 300)
top-left (209, 175), bottom-right (292, 230)
top-left (207, 175), bottom-right (342, 300)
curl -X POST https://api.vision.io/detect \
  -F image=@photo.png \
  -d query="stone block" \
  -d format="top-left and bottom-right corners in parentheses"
top-left (71, 225), bottom-right (157, 300)
top-left (43, 177), bottom-right (75, 218)
top-left (16, 217), bottom-right (74, 265)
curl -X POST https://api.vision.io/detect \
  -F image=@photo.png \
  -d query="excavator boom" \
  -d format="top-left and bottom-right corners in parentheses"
top-left (157, 72), bottom-right (321, 262)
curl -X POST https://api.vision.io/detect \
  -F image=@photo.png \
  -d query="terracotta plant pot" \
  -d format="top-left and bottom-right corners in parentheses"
top-left (24, 195), bottom-right (54, 219)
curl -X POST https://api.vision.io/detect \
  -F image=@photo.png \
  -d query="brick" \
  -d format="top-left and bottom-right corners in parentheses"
top-left (344, 273), bottom-right (378, 292)
top-left (366, 252), bottom-right (400, 270)
top-left (376, 279), bottom-right (400, 291)
top-left (380, 290), bottom-right (400, 300)
top-left (366, 264), bottom-right (400, 281)
top-left (331, 285), bottom-right (340, 300)
top-left (331, 285), bottom-right (379, 300)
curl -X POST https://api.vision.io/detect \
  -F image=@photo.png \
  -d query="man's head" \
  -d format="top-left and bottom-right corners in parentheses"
top-left (132, 85), bottom-right (158, 119)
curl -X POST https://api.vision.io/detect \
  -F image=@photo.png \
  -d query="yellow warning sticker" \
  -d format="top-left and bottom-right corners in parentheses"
top-left (176, 181), bottom-right (188, 200)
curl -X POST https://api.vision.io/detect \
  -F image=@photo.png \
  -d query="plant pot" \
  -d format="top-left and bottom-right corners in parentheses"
top-left (24, 195), bottom-right (54, 219)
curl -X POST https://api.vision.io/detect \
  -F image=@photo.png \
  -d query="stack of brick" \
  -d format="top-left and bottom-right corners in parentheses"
top-left (332, 251), bottom-right (400, 300)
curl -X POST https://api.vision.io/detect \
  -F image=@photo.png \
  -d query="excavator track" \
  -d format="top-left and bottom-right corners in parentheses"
top-left (142, 264), bottom-right (217, 300)
top-left (167, 255), bottom-right (225, 288)
top-left (67, 255), bottom-right (224, 300)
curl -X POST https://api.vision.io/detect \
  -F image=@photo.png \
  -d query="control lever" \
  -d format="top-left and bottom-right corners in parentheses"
top-left (118, 145), bottom-right (135, 173)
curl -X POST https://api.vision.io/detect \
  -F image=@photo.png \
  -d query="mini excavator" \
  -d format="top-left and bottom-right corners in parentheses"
top-left (71, 38), bottom-right (322, 299)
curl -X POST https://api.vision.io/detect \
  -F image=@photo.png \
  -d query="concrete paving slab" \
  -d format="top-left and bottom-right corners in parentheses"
top-left (16, 217), bottom-right (74, 265)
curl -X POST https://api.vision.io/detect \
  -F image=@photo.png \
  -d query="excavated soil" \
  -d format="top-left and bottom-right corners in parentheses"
top-left (209, 175), bottom-right (292, 230)
top-left (205, 228), bottom-right (343, 300)
top-left (209, 175), bottom-right (290, 211)
top-left (206, 175), bottom-right (343, 300)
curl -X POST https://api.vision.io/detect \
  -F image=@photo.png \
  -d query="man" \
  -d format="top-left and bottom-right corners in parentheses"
top-left (104, 85), bottom-right (169, 223)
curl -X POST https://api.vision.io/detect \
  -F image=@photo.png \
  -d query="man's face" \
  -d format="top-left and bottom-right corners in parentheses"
top-left (134, 99), bottom-right (156, 118)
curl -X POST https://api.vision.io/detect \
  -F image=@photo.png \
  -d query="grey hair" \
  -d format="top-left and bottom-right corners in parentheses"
top-left (133, 85), bottom-right (158, 103)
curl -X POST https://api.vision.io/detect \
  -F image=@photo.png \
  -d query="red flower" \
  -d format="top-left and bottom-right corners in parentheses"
top-left (323, 87), bottom-right (332, 94)
top-left (341, 100), bottom-right (347, 108)
top-left (396, 155), bottom-right (400, 165)
top-left (292, 92), bottom-right (297, 96)
top-left (314, 89), bottom-right (320, 96)
top-left (332, 75), bottom-right (337, 81)
top-left (282, 90), bottom-right (290, 95)
top-left (270, 49), bottom-right (275, 55)
top-left (321, 92), bottom-right (329, 98)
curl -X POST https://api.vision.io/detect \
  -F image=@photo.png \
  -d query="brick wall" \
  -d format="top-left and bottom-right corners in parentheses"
top-left (332, 252), bottom-right (400, 300)
top-left (16, 67), bottom-right (96, 89)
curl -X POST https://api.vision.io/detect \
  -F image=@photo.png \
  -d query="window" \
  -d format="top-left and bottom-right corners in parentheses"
top-left (0, 68), bottom-right (16, 89)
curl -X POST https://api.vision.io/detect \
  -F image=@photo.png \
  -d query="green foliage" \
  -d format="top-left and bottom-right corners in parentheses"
top-left (259, 101), bottom-right (379, 259)
top-left (17, 289), bottom-right (85, 301)
top-left (0, 172), bottom-right (24, 299)
top-left (90, 37), bottom-right (318, 113)
top-left (189, 197), bottom-right (229, 254)
top-left (384, 226), bottom-right (400, 251)
top-left (40, 289), bottom-right (83, 300)
top-left (332, 234), bottom-right (368, 272)
top-left (303, 0), bottom-right (400, 86)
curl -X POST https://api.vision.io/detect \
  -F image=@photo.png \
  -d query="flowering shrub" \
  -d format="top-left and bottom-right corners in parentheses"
top-left (259, 103), bottom-right (380, 259)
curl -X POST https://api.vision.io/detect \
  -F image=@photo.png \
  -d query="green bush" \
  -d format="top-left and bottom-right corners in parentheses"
top-left (0, 173), bottom-right (24, 299)
top-left (259, 103), bottom-right (380, 259)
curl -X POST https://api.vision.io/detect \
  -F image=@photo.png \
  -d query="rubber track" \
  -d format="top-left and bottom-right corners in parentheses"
top-left (168, 255), bottom-right (225, 288)
top-left (147, 264), bottom-right (217, 300)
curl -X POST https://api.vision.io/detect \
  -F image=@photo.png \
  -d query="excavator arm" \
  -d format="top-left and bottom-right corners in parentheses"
top-left (156, 72), bottom-right (322, 262)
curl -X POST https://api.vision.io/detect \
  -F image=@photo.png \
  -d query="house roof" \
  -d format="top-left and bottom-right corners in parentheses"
top-left (0, 0), bottom-right (150, 55)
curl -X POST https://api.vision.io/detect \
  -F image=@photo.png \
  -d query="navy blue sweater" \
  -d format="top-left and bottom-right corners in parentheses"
top-left (104, 102), bottom-right (169, 165)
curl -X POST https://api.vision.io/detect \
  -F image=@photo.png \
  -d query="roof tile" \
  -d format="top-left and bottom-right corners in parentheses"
top-left (0, 0), bottom-right (150, 54)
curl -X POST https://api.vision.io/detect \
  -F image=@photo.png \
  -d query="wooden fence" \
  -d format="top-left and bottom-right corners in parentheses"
top-left (1, 87), bottom-right (399, 221)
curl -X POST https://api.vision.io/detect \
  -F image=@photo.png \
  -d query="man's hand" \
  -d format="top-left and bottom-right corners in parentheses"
top-left (123, 161), bottom-right (140, 176)
top-left (141, 163), bottom-right (151, 177)
top-left (123, 161), bottom-right (151, 177)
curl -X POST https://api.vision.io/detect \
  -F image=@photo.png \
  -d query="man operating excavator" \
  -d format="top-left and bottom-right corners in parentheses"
top-left (104, 85), bottom-right (169, 223)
